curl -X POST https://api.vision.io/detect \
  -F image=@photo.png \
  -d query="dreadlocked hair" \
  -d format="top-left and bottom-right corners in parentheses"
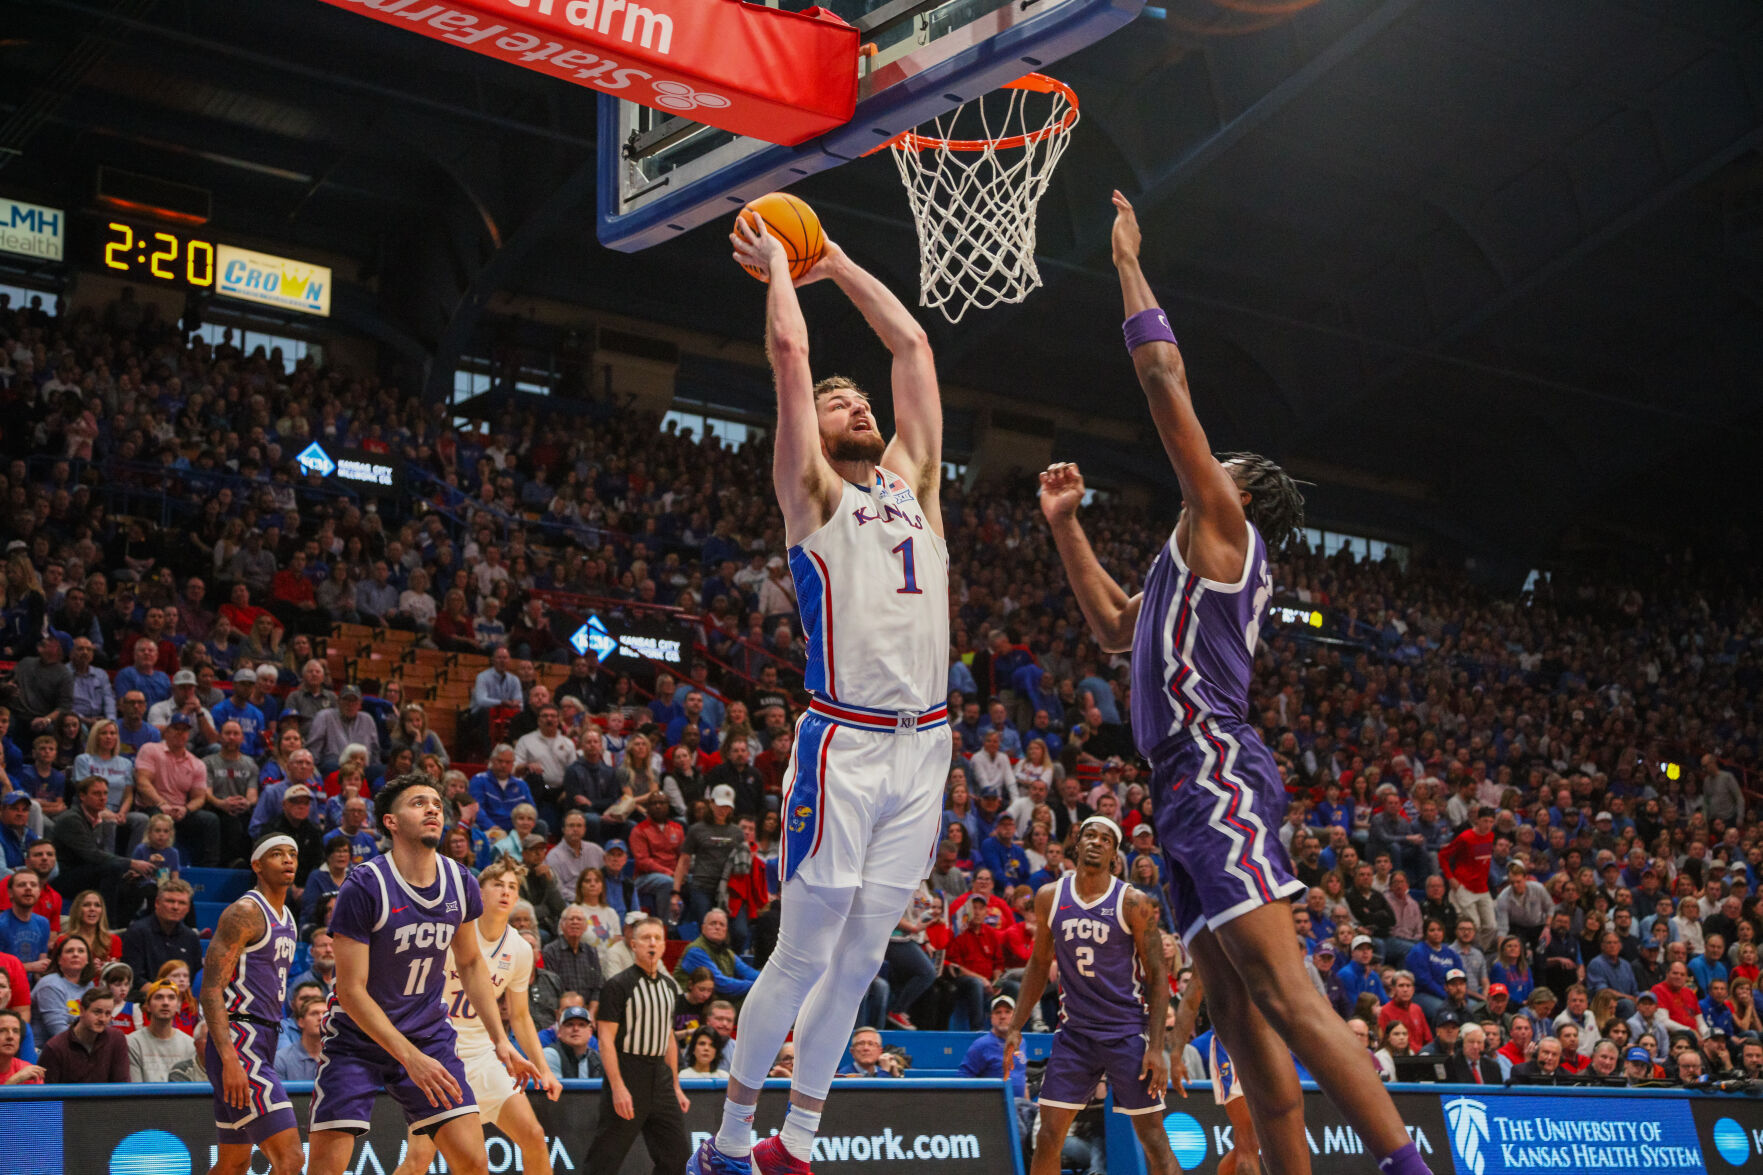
top-left (1215, 452), bottom-right (1307, 552)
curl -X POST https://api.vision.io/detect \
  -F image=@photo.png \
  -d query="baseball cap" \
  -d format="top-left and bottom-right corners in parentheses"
top-left (2, 791), bottom-right (30, 806)
top-left (1640, 938), bottom-right (1661, 952)
top-left (709, 784), bottom-right (737, 808)
top-left (1350, 934), bottom-right (1374, 950)
top-left (1434, 1011), bottom-right (1461, 1027)
top-left (233, 667), bottom-right (257, 683)
top-left (977, 785), bottom-right (1002, 800)
top-left (340, 685), bottom-right (362, 700)
top-left (991, 994), bottom-right (1015, 1009)
top-left (560, 1006), bottom-right (593, 1024)
top-left (1133, 823), bottom-right (1155, 838)
top-left (623, 910), bottom-right (648, 926)
top-left (1314, 941), bottom-right (1336, 957)
top-left (1444, 968), bottom-right (1466, 981)
top-left (520, 832), bottom-right (546, 851)
top-left (1488, 983), bottom-right (1509, 998)
top-left (604, 839), bottom-right (628, 853)
top-left (284, 785), bottom-right (314, 801)
top-left (1709, 1028), bottom-right (1731, 1041)
top-left (100, 961), bottom-right (134, 984)
top-left (166, 712), bottom-right (193, 728)
top-left (172, 669), bottom-right (198, 686)
top-left (1637, 991), bottom-right (1659, 1004)
top-left (1595, 811), bottom-right (1613, 822)
top-left (1626, 1047), bottom-right (1653, 1064)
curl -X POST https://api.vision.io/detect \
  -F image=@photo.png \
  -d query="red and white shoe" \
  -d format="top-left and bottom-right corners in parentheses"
top-left (752, 1135), bottom-right (813, 1175)
top-left (886, 1011), bottom-right (916, 1030)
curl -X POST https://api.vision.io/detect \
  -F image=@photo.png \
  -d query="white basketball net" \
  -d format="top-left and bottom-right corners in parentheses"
top-left (888, 75), bottom-right (1078, 324)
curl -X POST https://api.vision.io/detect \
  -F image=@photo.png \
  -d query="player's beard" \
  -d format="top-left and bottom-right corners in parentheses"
top-left (826, 428), bottom-right (885, 463)
top-left (420, 833), bottom-right (441, 850)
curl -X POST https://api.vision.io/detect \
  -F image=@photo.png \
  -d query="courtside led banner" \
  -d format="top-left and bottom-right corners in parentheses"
top-left (216, 244), bottom-right (332, 316)
top-left (10, 1078), bottom-right (1016, 1175)
top-left (319, 0), bottom-right (858, 146)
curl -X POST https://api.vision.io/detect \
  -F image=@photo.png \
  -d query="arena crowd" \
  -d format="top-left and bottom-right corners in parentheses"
top-left (0, 288), bottom-right (1758, 1102)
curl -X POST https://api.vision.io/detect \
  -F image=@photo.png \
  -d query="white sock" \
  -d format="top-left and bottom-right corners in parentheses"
top-left (717, 1099), bottom-right (757, 1158)
top-left (780, 1106), bottom-right (822, 1162)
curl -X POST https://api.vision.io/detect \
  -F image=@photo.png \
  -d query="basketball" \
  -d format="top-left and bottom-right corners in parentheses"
top-left (735, 191), bottom-right (825, 283)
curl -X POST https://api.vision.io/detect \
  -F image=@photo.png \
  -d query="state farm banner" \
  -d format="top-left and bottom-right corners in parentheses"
top-left (321, 0), bottom-right (858, 145)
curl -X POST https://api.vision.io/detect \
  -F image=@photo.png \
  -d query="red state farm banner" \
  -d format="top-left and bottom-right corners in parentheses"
top-left (321, 0), bottom-right (858, 145)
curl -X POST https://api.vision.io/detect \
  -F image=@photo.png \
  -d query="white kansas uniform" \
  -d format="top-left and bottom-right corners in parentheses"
top-left (437, 923), bottom-right (533, 1124)
top-left (783, 464), bottom-right (952, 889)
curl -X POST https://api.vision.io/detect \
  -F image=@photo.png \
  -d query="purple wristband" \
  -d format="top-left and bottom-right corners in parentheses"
top-left (1123, 308), bottom-right (1176, 353)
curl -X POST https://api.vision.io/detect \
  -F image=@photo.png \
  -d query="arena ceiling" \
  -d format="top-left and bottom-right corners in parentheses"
top-left (6, 0), bottom-right (1763, 561)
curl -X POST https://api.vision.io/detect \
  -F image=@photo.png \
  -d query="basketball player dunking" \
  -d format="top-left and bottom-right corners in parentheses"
top-left (393, 856), bottom-right (562, 1175)
top-left (1001, 816), bottom-right (1178, 1175)
top-left (199, 835), bottom-right (303, 1175)
top-left (689, 215), bottom-right (952, 1175)
top-left (307, 773), bottom-right (540, 1175)
top-left (1038, 192), bottom-right (1432, 1175)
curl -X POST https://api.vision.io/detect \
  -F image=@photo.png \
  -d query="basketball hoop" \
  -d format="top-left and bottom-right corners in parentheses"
top-left (881, 73), bottom-right (1079, 324)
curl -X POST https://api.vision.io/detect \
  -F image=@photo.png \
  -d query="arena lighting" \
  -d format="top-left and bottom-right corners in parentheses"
top-left (94, 193), bottom-right (209, 226)
top-left (1663, 762), bottom-right (1682, 780)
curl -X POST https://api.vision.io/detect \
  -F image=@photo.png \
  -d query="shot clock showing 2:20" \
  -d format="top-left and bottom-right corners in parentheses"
top-left (101, 220), bottom-right (216, 288)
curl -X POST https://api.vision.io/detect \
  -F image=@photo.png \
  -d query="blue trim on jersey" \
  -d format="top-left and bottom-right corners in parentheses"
top-left (781, 713), bottom-right (833, 885)
top-left (788, 544), bottom-right (829, 696)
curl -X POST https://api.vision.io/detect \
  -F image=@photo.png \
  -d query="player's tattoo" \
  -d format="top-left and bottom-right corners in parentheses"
top-left (200, 897), bottom-right (265, 1029)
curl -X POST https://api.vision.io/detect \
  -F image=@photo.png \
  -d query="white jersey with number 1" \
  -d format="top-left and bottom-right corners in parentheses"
top-left (781, 464), bottom-right (954, 891)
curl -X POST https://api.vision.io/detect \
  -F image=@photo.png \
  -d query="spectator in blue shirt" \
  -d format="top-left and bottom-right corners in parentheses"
top-left (1403, 919), bottom-right (1464, 1018)
top-left (0, 792), bottom-right (31, 870)
top-left (665, 691), bottom-right (720, 754)
top-left (1587, 931), bottom-right (1639, 996)
top-left (957, 995), bottom-right (1027, 1098)
top-left (675, 909), bottom-right (760, 1001)
top-left (977, 815), bottom-right (1031, 889)
top-left (470, 646), bottom-right (523, 714)
top-left (115, 691), bottom-right (162, 755)
top-left (837, 1025), bottom-right (900, 1077)
top-left (1702, 980), bottom-right (1739, 1038)
top-left (18, 736), bottom-right (66, 818)
top-left (977, 700), bottom-right (1022, 757)
top-left (470, 746), bottom-right (537, 836)
top-left (211, 668), bottom-right (267, 758)
top-left (0, 868), bottom-right (52, 973)
top-left (1691, 935), bottom-right (1730, 995)
top-left (114, 639), bottom-right (172, 708)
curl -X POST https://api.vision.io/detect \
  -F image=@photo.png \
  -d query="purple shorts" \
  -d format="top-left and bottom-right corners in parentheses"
top-left (1038, 1027), bottom-right (1164, 1115)
top-left (309, 1020), bottom-right (477, 1137)
top-left (207, 1018), bottom-right (299, 1146)
top-left (1151, 719), bottom-right (1305, 938)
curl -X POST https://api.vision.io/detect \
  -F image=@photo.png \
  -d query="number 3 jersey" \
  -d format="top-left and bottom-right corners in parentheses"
top-left (326, 854), bottom-right (483, 1045)
top-left (1050, 874), bottom-right (1147, 1038)
top-left (440, 923), bottom-right (533, 1058)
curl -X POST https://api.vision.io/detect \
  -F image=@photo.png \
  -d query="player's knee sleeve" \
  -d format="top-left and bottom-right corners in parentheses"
top-left (727, 879), bottom-right (859, 1089)
top-left (787, 881), bottom-right (916, 1100)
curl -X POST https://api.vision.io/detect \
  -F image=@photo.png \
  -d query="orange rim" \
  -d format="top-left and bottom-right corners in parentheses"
top-left (880, 73), bottom-right (1077, 154)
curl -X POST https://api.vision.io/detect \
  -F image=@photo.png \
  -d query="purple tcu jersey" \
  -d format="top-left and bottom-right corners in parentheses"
top-left (1050, 874), bottom-right (1146, 1037)
top-left (326, 854), bottom-right (482, 1042)
top-left (224, 890), bottom-right (297, 1021)
top-left (1130, 518), bottom-right (1273, 759)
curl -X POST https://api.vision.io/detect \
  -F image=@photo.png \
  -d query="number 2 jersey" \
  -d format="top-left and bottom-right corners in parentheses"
top-left (325, 854), bottom-right (483, 1046)
top-left (439, 923), bottom-right (533, 1058)
top-left (1049, 873), bottom-right (1147, 1038)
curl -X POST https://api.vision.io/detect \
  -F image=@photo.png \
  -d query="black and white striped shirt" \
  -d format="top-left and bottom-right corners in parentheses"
top-left (598, 963), bottom-right (680, 1057)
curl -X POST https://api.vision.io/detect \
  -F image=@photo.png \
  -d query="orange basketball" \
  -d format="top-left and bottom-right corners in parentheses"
top-left (735, 192), bottom-right (825, 283)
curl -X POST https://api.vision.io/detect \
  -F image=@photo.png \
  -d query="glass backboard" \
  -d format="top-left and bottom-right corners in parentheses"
top-left (596, 0), bottom-right (1143, 251)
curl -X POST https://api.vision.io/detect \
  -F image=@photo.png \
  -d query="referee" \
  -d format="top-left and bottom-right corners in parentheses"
top-left (586, 916), bottom-right (692, 1173)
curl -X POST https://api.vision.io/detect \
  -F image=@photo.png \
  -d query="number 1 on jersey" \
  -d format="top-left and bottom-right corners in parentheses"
top-left (892, 538), bottom-right (922, 595)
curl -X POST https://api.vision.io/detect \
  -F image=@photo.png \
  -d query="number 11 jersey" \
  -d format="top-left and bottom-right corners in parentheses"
top-left (326, 854), bottom-right (483, 1045)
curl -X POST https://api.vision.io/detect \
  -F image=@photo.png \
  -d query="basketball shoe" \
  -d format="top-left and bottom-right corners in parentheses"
top-left (686, 1138), bottom-right (751, 1175)
top-left (753, 1135), bottom-right (813, 1174)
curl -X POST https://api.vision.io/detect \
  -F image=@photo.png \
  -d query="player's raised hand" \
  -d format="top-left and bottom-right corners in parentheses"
top-left (406, 1050), bottom-right (464, 1108)
top-left (791, 238), bottom-right (846, 289)
top-left (1038, 463), bottom-right (1087, 525)
top-left (1141, 1039), bottom-right (1169, 1100)
top-left (1110, 190), bottom-right (1142, 267)
top-left (731, 214), bottom-right (790, 283)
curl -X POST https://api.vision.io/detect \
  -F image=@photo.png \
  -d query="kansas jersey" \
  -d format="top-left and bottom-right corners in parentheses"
top-left (789, 465), bottom-right (950, 712)
top-left (439, 923), bottom-right (532, 1056)
top-left (1130, 518), bottom-right (1273, 759)
top-left (325, 854), bottom-right (482, 1043)
top-left (223, 889), bottom-right (297, 1020)
top-left (1050, 874), bottom-right (1146, 1037)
